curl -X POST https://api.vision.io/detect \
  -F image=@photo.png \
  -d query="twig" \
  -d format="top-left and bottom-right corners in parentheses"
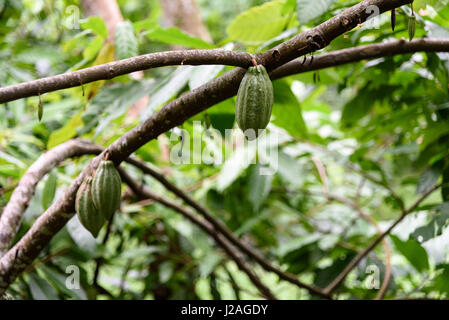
top-left (125, 157), bottom-right (330, 299)
top-left (119, 168), bottom-right (277, 300)
top-left (323, 184), bottom-right (441, 296)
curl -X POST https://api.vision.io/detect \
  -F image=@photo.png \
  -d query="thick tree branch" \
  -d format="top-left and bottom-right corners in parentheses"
top-left (323, 184), bottom-right (441, 296)
top-left (0, 0), bottom-right (412, 293)
top-left (0, 138), bottom-right (315, 298)
top-left (0, 0), bottom-right (413, 105)
top-left (0, 139), bottom-right (102, 256)
top-left (0, 50), bottom-right (252, 104)
top-left (119, 168), bottom-right (277, 300)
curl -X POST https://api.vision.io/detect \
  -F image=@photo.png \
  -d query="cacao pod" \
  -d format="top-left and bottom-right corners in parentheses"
top-left (92, 160), bottom-right (122, 220)
top-left (408, 15), bottom-right (416, 41)
top-left (235, 64), bottom-right (273, 139)
top-left (75, 177), bottom-right (105, 237)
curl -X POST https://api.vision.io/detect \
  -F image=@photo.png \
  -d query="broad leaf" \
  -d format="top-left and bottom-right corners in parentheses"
top-left (227, 0), bottom-right (289, 45)
top-left (42, 171), bottom-right (57, 210)
top-left (390, 235), bottom-right (429, 272)
top-left (114, 20), bottom-right (138, 60)
top-left (146, 27), bottom-right (215, 49)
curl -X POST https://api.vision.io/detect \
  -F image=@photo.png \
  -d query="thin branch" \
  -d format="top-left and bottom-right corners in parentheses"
top-left (321, 192), bottom-right (392, 299)
top-left (0, 50), bottom-right (252, 104)
top-left (298, 140), bottom-right (406, 213)
top-left (271, 38), bottom-right (449, 80)
top-left (323, 184), bottom-right (441, 296)
top-left (3, 38), bottom-right (447, 106)
top-left (0, 0), bottom-right (412, 293)
top-left (125, 157), bottom-right (330, 298)
top-left (119, 168), bottom-right (277, 300)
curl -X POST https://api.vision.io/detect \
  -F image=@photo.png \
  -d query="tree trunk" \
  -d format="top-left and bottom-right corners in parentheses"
top-left (159, 0), bottom-right (212, 42)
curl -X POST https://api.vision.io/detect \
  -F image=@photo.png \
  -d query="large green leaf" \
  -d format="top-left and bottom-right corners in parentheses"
top-left (410, 202), bottom-right (449, 242)
top-left (42, 171), bottom-right (57, 210)
top-left (248, 164), bottom-right (273, 212)
top-left (416, 164), bottom-right (441, 195)
top-left (47, 112), bottom-right (83, 149)
top-left (271, 80), bottom-right (308, 138)
top-left (390, 235), bottom-right (429, 272)
top-left (146, 27), bottom-right (215, 49)
top-left (80, 16), bottom-right (108, 38)
top-left (114, 20), bottom-right (138, 60)
top-left (226, 0), bottom-right (289, 45)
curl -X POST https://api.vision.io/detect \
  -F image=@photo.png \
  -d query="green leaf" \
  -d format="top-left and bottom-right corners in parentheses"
top-left (28, 273), bottom-right (59, 300)
top-left (140, 67), bottom-right (193, 120)
top-left (82, 36), bottom-right (105, 61)
top-left (283, 0), bottom-right (297, 14)
top-left (47, 112), bottom-right (83, 149)
top-left (390, 234), bottom-right (429, 272)
top-left (416, 165), bottom-right (441, 195)
top-left (410, 202), bottom-right (449, 242)
top-left (433, 263), bottom-right (449, 294)
top-left (420, 121), bottom-right (449, 151)
top-left (296, 0), bottom-right (336, 24)
top-left (42, 171), bottom-right (57, 210)
top-left (216, 144), bottom-right (257, 191)
top-left (146, 27), bottom-right (215, 49)
top-left (248, 164), bottom-right (273, 212)
top-left (114, 20), bottom-right (138, 60)
top-left (271, 80), bottom-right (308, 138)
top-left (276, 151), bottom-right (305, 187)
top-left (226, 0), bottom-right (289, 45)
top-left (189, 65), bottom-right (224, 90)
top-left (80, 16), bottom-right (108, 38)
top-left (341, 87), bottom-right (376, 128)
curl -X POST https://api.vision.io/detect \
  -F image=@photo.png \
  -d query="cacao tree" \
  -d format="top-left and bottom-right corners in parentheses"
top-left (0, 0), bottom-right (449, 300)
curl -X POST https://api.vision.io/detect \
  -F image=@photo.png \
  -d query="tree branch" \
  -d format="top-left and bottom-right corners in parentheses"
top-left (323, 183), bottom-right (441, 296)
top-left (0, 0), bottom-right (412, 293)
top-left (0, 139), bottom-right (102, 256)
top-left (271, 38), bottom-right (449, 79)
top-left (0, 50), bottom-right (252, 104)
top-left (125, 157), bottom-right (331, 298)
top-left (118, 168), bottom-right (277, 300)
top-left (0, 1), bottom-right (414, 105)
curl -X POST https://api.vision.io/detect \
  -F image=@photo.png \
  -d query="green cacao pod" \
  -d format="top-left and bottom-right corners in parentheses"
top-left (235, 64), bottom-right (273, 139)
top-left (91, 160), bottom-right (122, 220)
top-left (408, 15), bottom-right (416, 41)
top-left (75, 177), bottom-right (105, 237)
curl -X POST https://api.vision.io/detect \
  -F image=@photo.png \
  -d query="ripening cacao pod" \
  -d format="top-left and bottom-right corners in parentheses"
top-left (75, 177), bottom-right (105, 237)
top-left (91, 160), bottom-right (122, 220)
top-left (408, 15), bottom-right (416, 41)
top-left (235, 64), bottom-right (273, 139)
